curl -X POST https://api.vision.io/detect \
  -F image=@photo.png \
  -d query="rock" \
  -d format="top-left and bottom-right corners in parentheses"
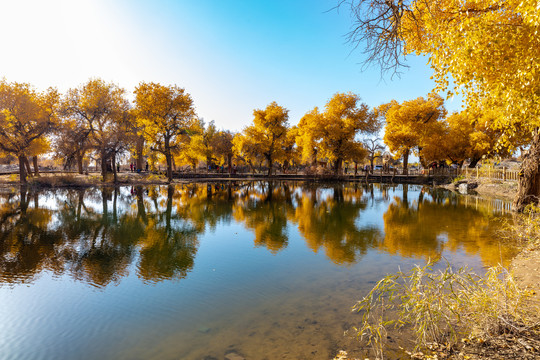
top-left (224, 351), bottom-right (245, 360)
top-left (198, 326), bottom-right (211, 334)
top-left (458, 181), bottom-right (479, 194)
top-left (458, 183), bottom-right (469, 194)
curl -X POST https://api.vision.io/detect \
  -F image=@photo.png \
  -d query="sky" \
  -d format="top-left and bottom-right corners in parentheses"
top-left (0, 0), bottom-right (461, 132)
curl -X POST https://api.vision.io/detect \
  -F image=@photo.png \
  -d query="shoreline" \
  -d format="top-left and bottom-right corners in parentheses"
top-left (0, 170), bottom-right (455, 189)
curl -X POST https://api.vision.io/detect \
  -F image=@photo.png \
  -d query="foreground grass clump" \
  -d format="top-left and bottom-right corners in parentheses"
top-left (353, 261), bottom-right (539, 359)
top-left (510, 205), bottom-right (540, 250)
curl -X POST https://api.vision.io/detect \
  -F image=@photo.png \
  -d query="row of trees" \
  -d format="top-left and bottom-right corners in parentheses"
top-left (0, 78), bottom-right (516, 183)
top-left (0, 79), bottom-right (383, 184)
top-left (379, 93), bottom-right (515, 175)
top-left (0, 79), bottom-right (224, 183)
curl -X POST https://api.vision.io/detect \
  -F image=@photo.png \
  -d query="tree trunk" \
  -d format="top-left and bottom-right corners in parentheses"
top-left (76, 151), bottom-right (84, 174)
top-left (227, 154), bottom-right (232, 174)
top-left (32, 156), bottom-right (39, 176)
top-left (112, 152), bottom-right (118, 184)
top-left (370, 157), bottom-right (375, 174)
top-left (418, 147), bottom-right (425, 168)
top-left (166, 154), bottom-right (173, 182)
top-left (136, 135), bottom-right (144, 171)
top-left (18, 156), bottom-right (27, 184)
top-left (206, 156), bottom-right (212, 173)
top-left (469, 157), bottom-right (481, 168)
top-left (402, 149), bottom-right (410, 175)
top-left (513, 130), bottom-right (540, 212)
top-left (23, 156), bottom-right (33, 178)
top-left (101, 150), bottom-right (108, 180)
top-left (267, 154), bottom-right (273, 176)
top-left (311, 149), bottom-right (318, 166)
top-left (334, 158), bottom-right (342, 175)
top-left (164, 137), bottom-right (173, 182)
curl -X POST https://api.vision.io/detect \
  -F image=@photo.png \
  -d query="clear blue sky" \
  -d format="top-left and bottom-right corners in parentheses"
top-left (0, 0), bottom-right (461, 132)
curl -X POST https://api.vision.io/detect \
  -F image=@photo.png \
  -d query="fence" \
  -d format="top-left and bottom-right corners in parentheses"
top-left (362, 166), bottom-right (520, 183)
top-left (459, 166), bottom-right (519, 181)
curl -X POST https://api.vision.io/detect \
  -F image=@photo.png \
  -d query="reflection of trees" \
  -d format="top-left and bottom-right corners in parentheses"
top-left (0, 188), bottom-right (58, 283)
top-left (0, 185), bottom-right (203, 287)
top-left (175, 183), bottom-right (236, 232)
top-left (292, 184), bottom-right (381, 264)
top-left (381, 186), bottom-right (517, 266)
top-left (0, 183), bottom-right (516, 286)
top-left (233, 182), bottom-right (294, 253)
top-left (137, 186), bottom-right (199, 282)
top-left (53, 188), bottom-right (143, 286)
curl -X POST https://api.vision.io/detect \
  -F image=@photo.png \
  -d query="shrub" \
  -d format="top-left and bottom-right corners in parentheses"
top-left (353, 261), bottom-right (538, 359)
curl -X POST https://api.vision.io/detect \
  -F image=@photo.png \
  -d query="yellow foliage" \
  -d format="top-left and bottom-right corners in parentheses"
top-left (297, 93), bottom-right (378, 172)
top-left (134, 82), bottom-right (198, 180)
top-left (0, 80), bottom-right (58, 158)
top-left (381, 93), bottom-right (446, 169)
top-left (234, 102), bottom-right (289, 175)
top-left (400, 0), bottom-right (540, 141)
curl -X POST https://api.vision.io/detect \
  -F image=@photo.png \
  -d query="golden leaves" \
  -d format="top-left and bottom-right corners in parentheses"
top-left (296, 92), bottom-right (379, 167)
top-left (381, 93), bottom-right (446, 159)
top-left (399, 0), bottom-right (540, 138)
top-left (0, 80), bottom-right (58, 156)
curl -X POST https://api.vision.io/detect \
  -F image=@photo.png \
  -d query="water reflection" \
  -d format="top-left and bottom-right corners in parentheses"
top-left (0, 183), bottom-right (515, 287)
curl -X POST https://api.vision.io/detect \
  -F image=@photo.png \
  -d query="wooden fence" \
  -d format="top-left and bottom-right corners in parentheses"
top-left (459, 166), bottom-right (519, 181)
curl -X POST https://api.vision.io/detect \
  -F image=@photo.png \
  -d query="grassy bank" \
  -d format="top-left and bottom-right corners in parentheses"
top-left (0, 171), bottom-right (173, 189)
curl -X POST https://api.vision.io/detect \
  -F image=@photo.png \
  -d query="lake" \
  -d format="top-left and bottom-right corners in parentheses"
top-left (0, 182), bottom-right (517, 359)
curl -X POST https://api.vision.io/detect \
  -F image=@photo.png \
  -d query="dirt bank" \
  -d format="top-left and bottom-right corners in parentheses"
top-left (441, 178), bottom-right (518, 201)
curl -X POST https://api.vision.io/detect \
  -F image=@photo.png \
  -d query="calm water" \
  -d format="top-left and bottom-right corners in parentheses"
top-left (0, 182), bottom-right (516, 360)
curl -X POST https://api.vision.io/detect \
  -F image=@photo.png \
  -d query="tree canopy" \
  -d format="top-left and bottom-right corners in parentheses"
top-left (380, 93), bottom-right (446, 174)
top-left (237, 102), bottom-right (290, 176)
top-left (297, 92), bottom-right (378, 174)
top-left (0, 80), bottom-right (58, 182)
top-left (134, 82), bottom-right (198, 182)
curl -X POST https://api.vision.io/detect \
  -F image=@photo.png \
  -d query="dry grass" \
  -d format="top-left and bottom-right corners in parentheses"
top-left (352, 260), bottom-right (540, 359)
